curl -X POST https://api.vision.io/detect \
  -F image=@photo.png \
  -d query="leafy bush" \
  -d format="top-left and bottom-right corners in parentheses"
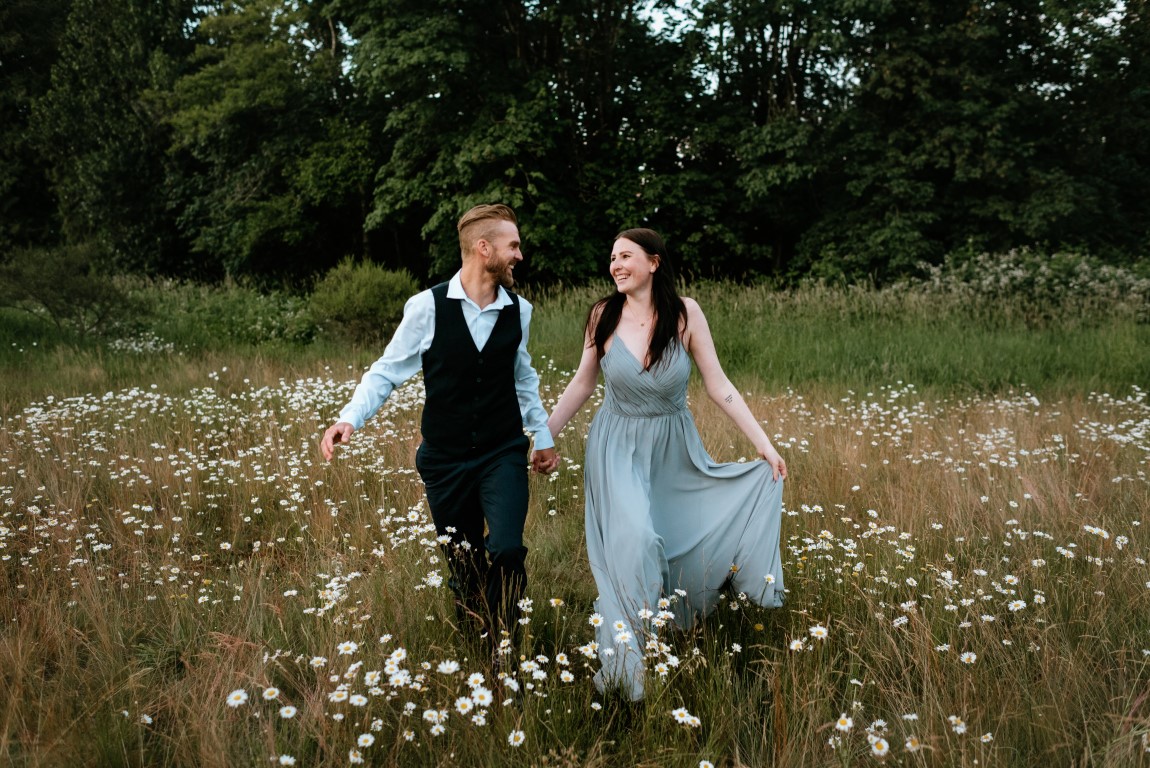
top-left (0, 243), bottom-right (148, 337)
top-left (120, 278), bottom-right (318, 349)
top-left (308, 258), bottom-right (418, 344)
top-left (910, 249), bottom-right (1150, 327)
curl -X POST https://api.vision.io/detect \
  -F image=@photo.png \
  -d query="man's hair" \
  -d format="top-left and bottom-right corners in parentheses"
top-left (457, 204), bottom-right (518, 255)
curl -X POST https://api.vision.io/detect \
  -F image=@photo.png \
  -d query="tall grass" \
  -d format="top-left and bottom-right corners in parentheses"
top-left (524, 278), bottom-right (1150, 397)
top-left (1, 275), bottom-right (1148, 766)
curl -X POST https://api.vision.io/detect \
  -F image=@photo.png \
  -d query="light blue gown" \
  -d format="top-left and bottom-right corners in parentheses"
top-left (584, 337), bottom-right (785, 700)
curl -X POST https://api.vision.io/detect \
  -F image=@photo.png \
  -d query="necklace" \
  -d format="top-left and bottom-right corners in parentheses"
top-left (625, 304), bottom-right (654, 328)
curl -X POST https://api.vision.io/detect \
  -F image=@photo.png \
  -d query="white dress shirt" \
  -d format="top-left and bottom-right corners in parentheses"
top-left (338, 272), bottom-right (554, 450)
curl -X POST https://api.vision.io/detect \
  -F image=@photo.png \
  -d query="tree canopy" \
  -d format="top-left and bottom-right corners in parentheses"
top-left (3, 0), bottom-right (1146, 285)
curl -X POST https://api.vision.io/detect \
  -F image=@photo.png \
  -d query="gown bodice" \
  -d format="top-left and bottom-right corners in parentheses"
top-left (600, 337), bottom-right (690, 419)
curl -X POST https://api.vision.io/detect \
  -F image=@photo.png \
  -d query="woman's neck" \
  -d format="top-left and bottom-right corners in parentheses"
top-left (622, 294), bottom-right (655, 329)
top-left (623, 290), bottom-right (654, 314)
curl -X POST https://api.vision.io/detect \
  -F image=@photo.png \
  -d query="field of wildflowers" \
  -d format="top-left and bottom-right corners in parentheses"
top-left (2, 276), bottom-right (1149, 766)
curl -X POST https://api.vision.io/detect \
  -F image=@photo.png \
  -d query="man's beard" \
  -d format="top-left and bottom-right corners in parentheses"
top-left (488, 260), bottom-right (515, 289)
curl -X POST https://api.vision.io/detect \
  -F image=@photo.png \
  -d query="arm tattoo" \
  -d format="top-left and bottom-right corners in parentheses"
top-left (723, 394), bottom-right (734, 404)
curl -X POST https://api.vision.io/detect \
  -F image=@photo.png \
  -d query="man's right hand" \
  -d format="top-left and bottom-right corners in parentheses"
top-left (321, 422), bottom-right (355, 461)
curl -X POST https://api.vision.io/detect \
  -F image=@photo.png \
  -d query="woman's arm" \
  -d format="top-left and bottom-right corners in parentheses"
top-left (546, 337), bottom-right (601, 439)
top-left (684, 298), bottom-right (787, 480)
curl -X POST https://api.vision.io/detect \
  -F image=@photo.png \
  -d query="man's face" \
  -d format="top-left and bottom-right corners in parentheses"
top-left (483, 220), bottom-right (523, 289)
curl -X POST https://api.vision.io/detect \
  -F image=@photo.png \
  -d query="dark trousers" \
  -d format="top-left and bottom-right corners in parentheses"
top-left (415, 435), bottom-right (529, 637)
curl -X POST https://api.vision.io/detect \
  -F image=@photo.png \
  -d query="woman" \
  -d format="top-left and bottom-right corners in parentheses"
top-left (547, 228), bottom-right (787, 701)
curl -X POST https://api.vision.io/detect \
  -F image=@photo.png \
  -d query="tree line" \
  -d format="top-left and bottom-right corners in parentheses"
top-left (1, 0), bottom-right (1146, 287)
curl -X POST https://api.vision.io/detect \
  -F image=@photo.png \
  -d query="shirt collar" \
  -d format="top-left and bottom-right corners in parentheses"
top-left (447, 271), bottom-right (512, 310)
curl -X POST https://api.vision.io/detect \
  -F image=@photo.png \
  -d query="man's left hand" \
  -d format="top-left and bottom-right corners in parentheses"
top-left (531, 447), bottom-right (559, 474)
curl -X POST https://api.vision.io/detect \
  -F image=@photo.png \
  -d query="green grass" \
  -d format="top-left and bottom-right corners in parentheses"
top-left (4, 280), bottom-right (1148, 417)
top-left (1, 283), bottom-right (1148, 766)
top-left (524, 282), bottom-right (1150, 398)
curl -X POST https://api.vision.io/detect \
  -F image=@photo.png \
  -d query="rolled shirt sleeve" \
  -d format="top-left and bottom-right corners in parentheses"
top-left (515, 298), bottom-right (554, 450)
top-left (337, 290), bottom-right (433, 430)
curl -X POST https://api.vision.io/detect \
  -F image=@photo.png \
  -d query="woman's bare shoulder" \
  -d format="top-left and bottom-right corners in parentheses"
top-left (681, 296), bottom-right (706, 319)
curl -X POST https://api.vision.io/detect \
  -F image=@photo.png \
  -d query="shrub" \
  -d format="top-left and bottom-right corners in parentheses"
top-left (123, 279), bottom-right (319, 349)
top-left (308, 259), bottom-right (418, 344)
top-left (0, 243), bottom-right (148, 337)
top-left (907, 248), bottom-right (1150, 327)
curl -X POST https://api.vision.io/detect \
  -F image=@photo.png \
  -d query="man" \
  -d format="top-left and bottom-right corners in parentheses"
top-left (321, 203), bottom-right (559, 647)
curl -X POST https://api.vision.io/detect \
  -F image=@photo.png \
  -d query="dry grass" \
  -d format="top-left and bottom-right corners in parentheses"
top-left (1, 346), bottom-right (1148, 766)
top-left (2, 273), bottom-right (1148, 766)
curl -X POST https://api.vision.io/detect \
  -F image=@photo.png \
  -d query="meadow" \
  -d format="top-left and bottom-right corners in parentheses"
top-left (1, 267), bottom-right (1149, 767)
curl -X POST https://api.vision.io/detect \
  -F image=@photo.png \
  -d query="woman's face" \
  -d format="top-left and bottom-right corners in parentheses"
top-left (609, 238), bottom-right (658, 294)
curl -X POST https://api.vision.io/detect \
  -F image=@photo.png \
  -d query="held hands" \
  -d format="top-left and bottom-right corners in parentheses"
top-left (323, 422), bottom-right (559, 471)
top-left (321, 422), bottom-right (355, 461)
top-left (759, 443), bottom-right (788, 482)
top-left (531, 447), bottom-right (560, 474)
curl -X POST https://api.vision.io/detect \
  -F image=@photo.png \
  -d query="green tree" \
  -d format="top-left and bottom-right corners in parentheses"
top-left (0, 0), bottom-right (73, 254)
top-left (339, 0), bottom-right (693, 283)
top-left (1061, 1), bottom-right (1150, 261)
top-left (0, 243), bottom-right (146, 336)
top-left (662, 0), bottom-right (848, 278)
top-left (162, 0), bottom-right (374, 281)
top-left (784, 0), bottom-right (1120, 280)
top-left (31, 0), bottom-right (196, 274)
top-left (10, 0), bottom-right (1142, 288)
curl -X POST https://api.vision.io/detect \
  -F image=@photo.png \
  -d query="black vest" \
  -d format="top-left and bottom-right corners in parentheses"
top-left (421, 282), bottom-right (524, 454)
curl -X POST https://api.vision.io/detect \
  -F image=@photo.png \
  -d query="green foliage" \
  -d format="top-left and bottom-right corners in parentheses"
top-left (30, 0), bottom-right (195, 274)
top-left (788, 1), bottom-right (1067, 279)
top-left (0, 243), bottom-right (147, 337)
top-left (674, 0), bottom-right (848, 278)
top-left (345, 0), bottom-right (696, 283)
top-left (160, 0), bottom-right (372, 281)
top-left (1060, 0), bottom-right (1150, 259)
top-left (0, 0), bottom-right (71, 252)
top-left (307, 258), bottom-right (418, 344)
top-left (910, 247), bottom-right (1150, 327)
top-left (728, 0), bottom-right (1148, 283)
top-left (4, 0), bottom-right (1148, 285)
top-left (1, 277), bottom-right (1148, 417)
top-left (120, 278), bottom-right (318, 349)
